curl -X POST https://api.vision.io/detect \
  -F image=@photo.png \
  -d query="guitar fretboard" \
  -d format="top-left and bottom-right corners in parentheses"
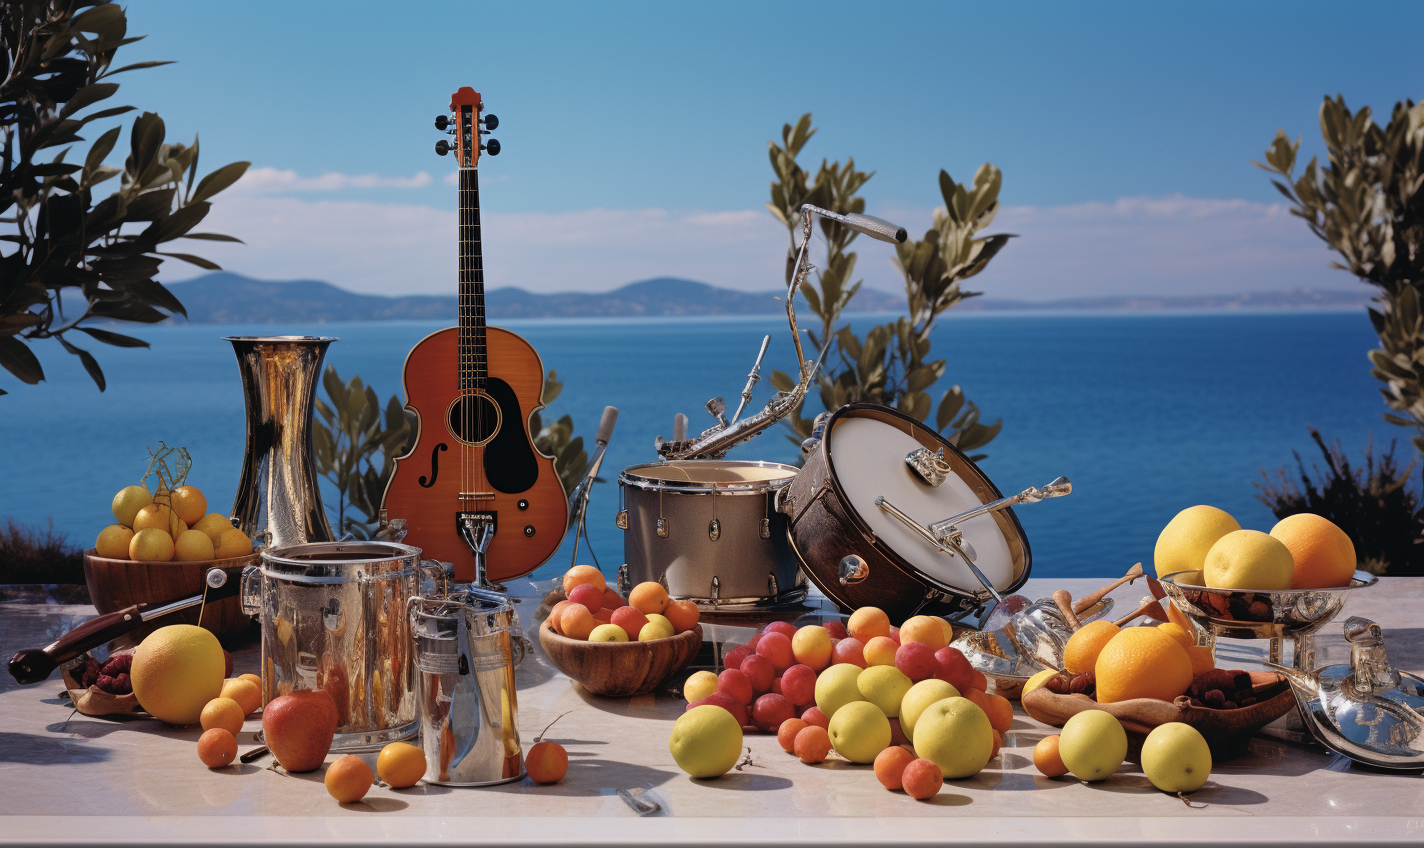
top-left (457, 148), bottom-right (486, 392)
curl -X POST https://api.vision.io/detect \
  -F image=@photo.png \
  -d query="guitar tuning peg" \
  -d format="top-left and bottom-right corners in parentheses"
top-left (435, 139), bottom-right (450, 156)
top-left (483, 139), bottom-right (500, 156)
top-left (481, 113), bottom-right (498, 130)
top-left (434, 115), bottom-right (450, 130)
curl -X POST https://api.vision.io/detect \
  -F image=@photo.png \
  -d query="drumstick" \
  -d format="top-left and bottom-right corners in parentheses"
top-left (1052, 589), bottom-right (1083, 630)
top-left (1072, 563), bottom-right (1145, 615)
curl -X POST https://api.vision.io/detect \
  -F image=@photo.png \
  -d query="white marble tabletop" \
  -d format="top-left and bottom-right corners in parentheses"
top-left (2, 576), bottom-right (1421, 847)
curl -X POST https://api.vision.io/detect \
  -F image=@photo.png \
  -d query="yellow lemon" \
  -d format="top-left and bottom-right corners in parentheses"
top-left (214, 528), bottom-right (253, 559)
top-left (95, 524), bottom-right (134, 559)
top-left (1059, 709), bottom-right (1127, 781)
top-left (898, 678), bottom-right (960, 739)
top-left (912, 696), bottom-right (993, 779)
top-left (827, 700), bottom-right (891, 763)
top-left (1141, 722), bottom-right (1212, 793)
top-left (1203, 529), bottom-right (1294, 590)
top-left (170, 486), bottom-right (208, 526)
top-left (1021, 668), bottom-right (1058, 700)
top-left (131, 624), bottom-right (225, 725)
top-left (669, 704), bottom-right (743, 778)
top-left (814, 663), bottom-right (865, 718)
top-left (111, 485), bottom-right (152, 526)
top-left (683, 670), bottom-right (719, 703)
top-left (129, 527), bottom-right (175, 562)
top-left (175, 529), bottom-right (216, 562)
top-left (1154, 505), bottom-right (1241, 579)
top-left (193, 513), bottom-right (233, 544)
top-left (856, 665), bottom-right (913, 718)
top-left (588, 623), bottom-right (628, 642)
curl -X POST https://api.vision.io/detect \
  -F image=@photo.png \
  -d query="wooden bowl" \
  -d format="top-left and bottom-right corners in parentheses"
top-left (538, 622), bottom-right (703, 697)
top-left (83, 549), bottom-right (257, 646)
top-left (1021, 671), bottom-right (1296, 761)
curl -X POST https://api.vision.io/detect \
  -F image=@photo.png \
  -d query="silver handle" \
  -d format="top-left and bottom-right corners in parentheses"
top-left (239, 564), bottom-right (262, 616)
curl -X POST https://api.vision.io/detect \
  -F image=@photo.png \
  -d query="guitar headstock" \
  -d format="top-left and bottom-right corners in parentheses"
top-left (435, 86), bottom-right (499, 166)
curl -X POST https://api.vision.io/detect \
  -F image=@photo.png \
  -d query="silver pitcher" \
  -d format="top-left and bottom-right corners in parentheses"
top-left (241, 541), bottom-right (444, 751)
top-left (409, 589), bottom-right (524, 786)
top-left (226, 335), bottom-right (336, 549)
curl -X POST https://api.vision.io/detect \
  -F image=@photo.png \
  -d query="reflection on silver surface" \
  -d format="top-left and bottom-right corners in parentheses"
top-left (410, 589), bottom-right (524, 786)
top-left (226, 336), bottom-right (336, 549)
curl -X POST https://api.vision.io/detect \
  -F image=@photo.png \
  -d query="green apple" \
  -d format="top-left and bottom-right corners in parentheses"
top-left (898, 679), bottom-right (959, 739)
top-left (1140, 722), bottom-right (1211, 793)
top-left (857, 665), bottom-right (913, 717)
top-left (669, 705), bottom-right (743, 778)
top-left (1058, 709), bottom-right (1127, 781)
top-left (912, 696), bottom-right (992, 779)
top-left (827, 700), bottom-right (891, 764)
top-left (814, 663), bottom-right (865, 718)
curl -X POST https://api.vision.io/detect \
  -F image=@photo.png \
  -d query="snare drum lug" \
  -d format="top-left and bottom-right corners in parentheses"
top-left (656, 517), bottom-right (669, 538)
top-left (615, 510), bottom-right (628, 530)
top-left (710, 576), bottom-right (720, 604)
top-left (760, 518), bottom-right (770, 539)
top-left (839, 554), bottom-right (869, 586)
top-left (768, 572), bottom-right (779, 597)
top-left (708, 519), bottom-right (720, 541)
top-left (617, 563), bottom-right (630, 597)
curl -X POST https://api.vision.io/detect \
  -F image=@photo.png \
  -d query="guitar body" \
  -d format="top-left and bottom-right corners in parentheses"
top-left (384, 325), bottom-right (568, 582)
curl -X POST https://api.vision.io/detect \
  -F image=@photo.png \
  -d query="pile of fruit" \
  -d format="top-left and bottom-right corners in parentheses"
top-left (98, 480), bottom-right (252, 563)
top-left (667, 605), bottom-right (1016, 796)
top-left (545, 565), bottom-right (701, 642)
top-left (1155, 505), bottom-right (1356, 590)
top-left (1031, 712), bottom-right (1214, 794)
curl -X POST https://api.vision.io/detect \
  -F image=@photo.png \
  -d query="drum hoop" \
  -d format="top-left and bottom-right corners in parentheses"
top-left (815, 403), bottom-right (1032, 600)
top-left (619, 460), bottom-right (798, 495)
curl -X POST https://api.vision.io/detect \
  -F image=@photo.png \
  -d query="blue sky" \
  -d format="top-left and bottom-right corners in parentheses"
top-left (112, 0), bottom-right (1422, 298)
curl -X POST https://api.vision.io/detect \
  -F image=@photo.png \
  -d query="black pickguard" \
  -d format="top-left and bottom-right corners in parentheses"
top-left (445, 378), bottom-right (539, 494)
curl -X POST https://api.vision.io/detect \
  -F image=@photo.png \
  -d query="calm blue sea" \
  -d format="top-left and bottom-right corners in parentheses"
top-left (2, 310), bottom-right (1394, 582)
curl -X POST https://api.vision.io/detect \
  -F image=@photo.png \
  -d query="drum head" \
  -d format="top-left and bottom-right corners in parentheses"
top-left (620, 460), bottom-right (798, 492)
top-left (823, 405), bottom-right (1029, 597)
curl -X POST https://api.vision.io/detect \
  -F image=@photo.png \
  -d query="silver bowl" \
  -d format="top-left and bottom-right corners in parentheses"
top-left (1159, 570), bottom-right (1378, 640)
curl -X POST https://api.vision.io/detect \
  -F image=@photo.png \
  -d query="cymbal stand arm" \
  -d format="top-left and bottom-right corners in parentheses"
top-left (730, 335), bottom-right (772, 424)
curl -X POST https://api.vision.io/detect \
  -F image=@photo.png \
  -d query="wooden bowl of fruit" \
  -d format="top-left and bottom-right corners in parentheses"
top-left (83, 549), bottom-right (257, 645)
top-left (1021, 669), bottom-right (1296, 760)
top-left (540, 621), bottom-right (703, 697)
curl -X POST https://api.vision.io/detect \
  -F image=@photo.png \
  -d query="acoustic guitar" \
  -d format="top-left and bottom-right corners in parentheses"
top-left (383, 86), bottom-right (567, 586)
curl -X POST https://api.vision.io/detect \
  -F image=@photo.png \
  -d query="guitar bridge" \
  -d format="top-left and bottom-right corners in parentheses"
top-left (458, 491), bottom-right (496, 501)
top-left (456, 511), bottom-right (503, 592)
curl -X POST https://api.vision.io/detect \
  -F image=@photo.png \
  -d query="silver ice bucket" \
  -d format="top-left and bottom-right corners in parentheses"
top-left (409, 589), bottom-right (524, 786)
top-left (241, 541), bottom-right (443, 751)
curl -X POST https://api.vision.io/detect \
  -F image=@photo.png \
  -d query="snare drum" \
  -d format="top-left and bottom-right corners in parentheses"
top-left (780, 404), bottom-right (1031, 621)
top-left (617, 460), bottom-right (806, 610)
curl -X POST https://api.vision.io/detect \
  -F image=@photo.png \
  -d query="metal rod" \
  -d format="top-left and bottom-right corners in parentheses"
top-left (730, 335), bottom-right (772, 424)
top-left (875, 496), bottom-right (1004, 603)
top-left (927, 477), bottom-right (1071, 540)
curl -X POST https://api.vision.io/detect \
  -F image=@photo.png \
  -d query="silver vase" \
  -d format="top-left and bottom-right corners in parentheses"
top-left (226, 335), bottom-right (337, 548)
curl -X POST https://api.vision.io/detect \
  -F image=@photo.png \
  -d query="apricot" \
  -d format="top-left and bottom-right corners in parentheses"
top-left (964, 688), bottom-right (1014, 734)
top-left (901, 758), bottom-right (943, 800)
top-left (197, 727), bottom-right (237, 768)
top-left (899, 615), bottom-right (948, 651)
top-left (324, 754), bottom-right (373, 803)
top-left (664, 599), bottom-right (700, 634)
top-left (874, 744), bottom-right (916, 790)
top-left (848, 606), bottom-right (890, 642)
top-left (1033, 735), bottom-right (1069, 777)
top-left (562, 564), bottom-right (606, 597)
top-left (777, 718), bottom-right (808, 753)
top-left (560, 605), bottom-right (597, 641)
top-left (863, 636), bottom-right (898, 667)
top-left (793, 725), bottom-right (831, 763)
top-left (790, 625), bottom-right (832, 671)
top-left (990, 728), bottom-right (1003, 758)
top-left (526, 740), bottom-right (568, 784)
top-left (547, 600), bottom-right (574, 634)
top-left (628, 581), bottom-right (669, 615)
top-left (220, 677), bottom-right (262, 716)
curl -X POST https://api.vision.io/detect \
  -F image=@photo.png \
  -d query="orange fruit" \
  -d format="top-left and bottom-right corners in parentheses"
top-left (847, 606), bottom-right (890, 642)
top-left (628, 581), bottom-right (670, 615)
top-left (547, 600), bottom-right (574, 634)
top-left (1157, 622), bottom-right (1195, 649)
top-left (325, 754), bottom-right (373, 803)
top-left (1185, 644), bottom-right (1215, 678)
top-left (376, 741), bottom-right (427, 788)
top-left (525, 740), bottom-right (569, 784)
top-left (197, 727), bottom-right (238, 768)
top-left (990, 728), bottom-right (1003, 758)
top-left (1094, 627), bottom-right (1193, 703)
top-left (664, 599), bottom-right (700, 634)
top-left (898, 616), bottom-right (948, 651)
top-left (964, 688), bottom-right (1014, 734)
top-left (1063, 620), bottom-right (1120, 675)
top-left (200, 697), bottom-right (246, 735)
top-left (562, 565), bottom-right (606, 597)
top-left (560, 605), bottom-right (597, 640)
top-left (1033, 735), bottom-right (1069, 777)
top-left (1270, 513), bottom-right (1356, 589)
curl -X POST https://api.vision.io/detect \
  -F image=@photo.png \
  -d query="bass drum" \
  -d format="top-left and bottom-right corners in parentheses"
top-left (780, 404), bottom-right (1030, 621)
top-left (618, 460), bottom-right (806, 611)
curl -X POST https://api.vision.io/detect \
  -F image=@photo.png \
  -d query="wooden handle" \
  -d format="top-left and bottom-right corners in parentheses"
top-left (7, 604), bottom-right (145, 685)
top-left (1112, 598), bottom-right (1169, 627)
top-left (1073, 562), bottom-right (1145, 615)
top-left (1052, 589), bottom-right (1083, 630)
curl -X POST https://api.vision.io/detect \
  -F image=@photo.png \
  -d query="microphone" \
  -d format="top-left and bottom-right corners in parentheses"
top-left (802, 204), bottom-right (907, 244)
top-left (596, 406), bottom-right (618, 447)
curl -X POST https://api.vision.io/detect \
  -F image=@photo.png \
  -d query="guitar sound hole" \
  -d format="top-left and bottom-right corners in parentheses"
top-left (447, 393), bottom-right (502, 445)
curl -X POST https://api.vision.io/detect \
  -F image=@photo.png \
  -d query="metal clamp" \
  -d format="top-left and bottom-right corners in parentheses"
top-left (905, 446), bottom-right (951, 487)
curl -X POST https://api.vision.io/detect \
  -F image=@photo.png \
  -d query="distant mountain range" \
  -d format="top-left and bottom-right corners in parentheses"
top-left (162, 273), bottom-right (1370, 323)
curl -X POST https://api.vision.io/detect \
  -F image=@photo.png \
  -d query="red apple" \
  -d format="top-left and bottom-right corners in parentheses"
top-left (895, 642), bottom-right (938, 682)
top-left (261, 689), bottom-right (338, 773)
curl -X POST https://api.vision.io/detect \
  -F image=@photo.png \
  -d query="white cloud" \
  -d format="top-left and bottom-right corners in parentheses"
top-left (169, 175), bottom-right (1359, 301)
top-left (232, 166), bottom-right (433, 193)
